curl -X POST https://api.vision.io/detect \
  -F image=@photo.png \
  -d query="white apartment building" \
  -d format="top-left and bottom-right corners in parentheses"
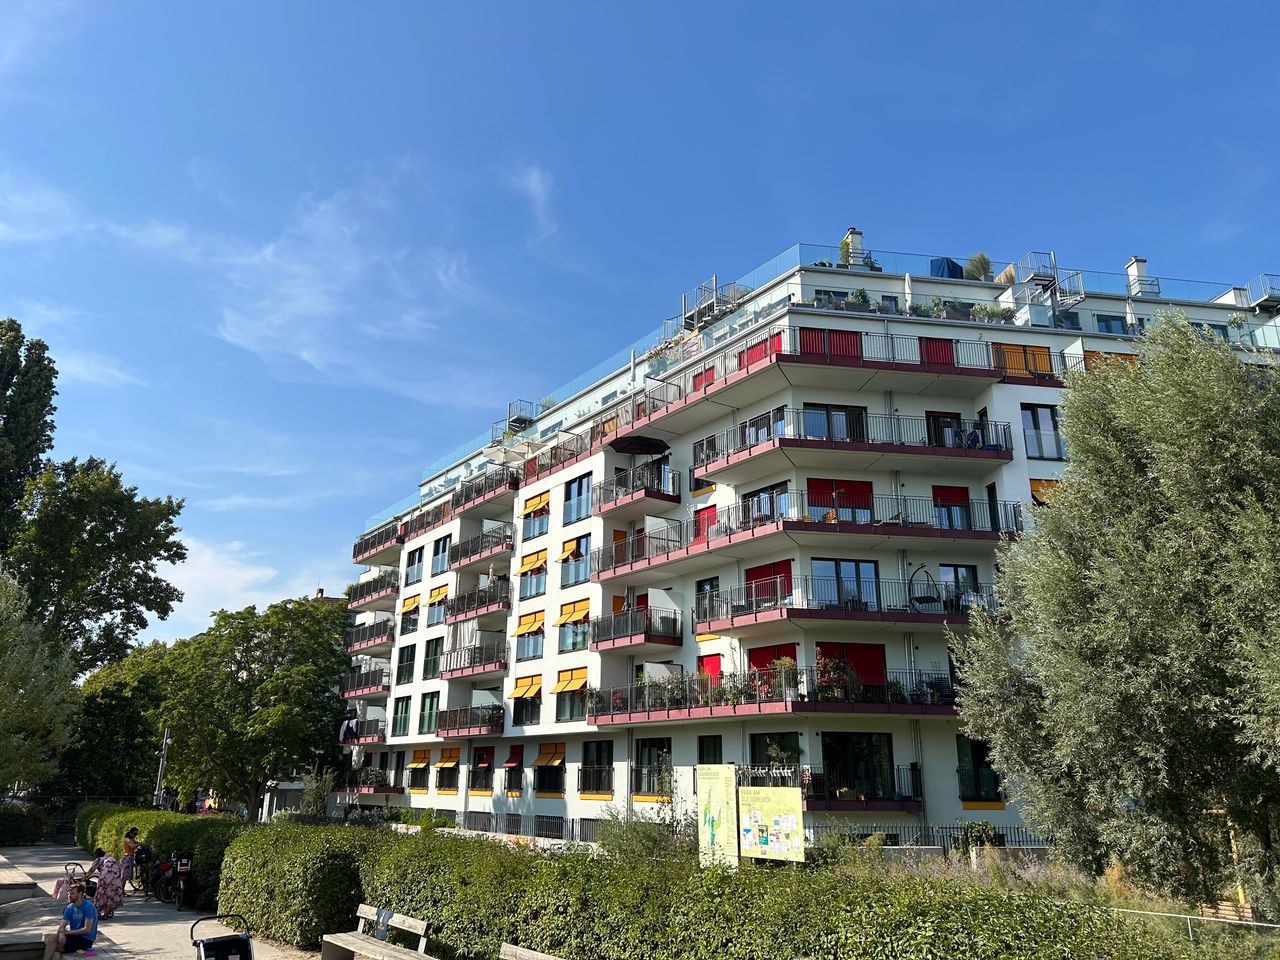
top-left (337, 231), bottom-right (1280, 846)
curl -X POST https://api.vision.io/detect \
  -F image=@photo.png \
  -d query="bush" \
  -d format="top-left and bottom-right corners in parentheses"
top-left (74, 804), bottom-right (243, 909)
top-left (0, 802), bottom-right (48, 844)
top-left (218, 824), bottom-right (390, 948)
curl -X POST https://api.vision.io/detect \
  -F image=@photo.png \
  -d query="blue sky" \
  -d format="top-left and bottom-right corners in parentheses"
top-left (1, 1), bottom-right (1276, 641)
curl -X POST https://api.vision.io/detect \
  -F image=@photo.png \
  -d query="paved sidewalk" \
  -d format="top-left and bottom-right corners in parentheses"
top-left (0, 845), bottom-right (314, 960)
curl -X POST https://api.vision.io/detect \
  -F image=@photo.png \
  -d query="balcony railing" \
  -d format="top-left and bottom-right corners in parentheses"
top-left (523, 431), bottom-right (591, 480)
top-left (586, 666), bottom-right (955, 719)
top-left (441, 636), bottom-right (508, 676)
top-left (694, 575), bottom-right (995, 624)
top-left (340, 669), bottom-right (389, 695)
top-left (578, 765), bottom-right (614, 794)
top-left (692, 409), bottom-right (1013, 469)
top-left (1023, 429), bottom-right (1067, 460)
top-left (468, 766), bottom-right (495, 792)
top-left (591, 491), bottom-right (1021, 577)
top-left (631, 764), bottom-right (673, 796)
top-left (343, 618), bottom-right (394, 652)
top-left (349, 571), bottom-right (399, 607)
top-left (589, 607), bottom-right (682, 646)
top-left (339, 718), bottom-right (385, 742)
top-left (592, 463), bottom-right (681, 512)
top-left (445, 579), bottom-right (512, 619)
top-left (400, 500), bottom-right (453, 542)
top-left (437, 704), bottom-right (505, 735)
top-left (352, 522), bottom-right (401, 562)
top-left (448, 523), bottom-right (515, 566)
top-left (737, 763), bottom-right (922, 805)
top-left (958, 766), bottom-right (1005, 802)
top-left (451, 466), bottom-right (520, 510)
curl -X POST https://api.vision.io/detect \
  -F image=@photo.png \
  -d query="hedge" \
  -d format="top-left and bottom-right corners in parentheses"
top-left (218, 824), bottom-right (391, 947)
top-left (75, 803), bottom-right (244, 910)
top-left (0, 802), bottom-right (48, 844)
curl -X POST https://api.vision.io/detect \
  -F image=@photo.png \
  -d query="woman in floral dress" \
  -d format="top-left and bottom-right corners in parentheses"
top-left (86, 848), bottom-right (125, 918)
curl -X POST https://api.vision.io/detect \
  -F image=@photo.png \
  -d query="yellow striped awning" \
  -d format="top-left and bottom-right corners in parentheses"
top-left (520, 492), bottom-right (551, 516)
top-left (695, 632), bottom-right (720, 642)
top-left (516, 549), bottom-right (548, 574)
top-left (509, 675), bottom-right (543, 699)
top-left (534, 742), bottom-right (566, 767)
top-left (558, 538), bottom-right (583, 561)
top-left (407, 749), bottom-right (431, 770)
top-left (434, 747), bottom-right (460, 768)
top-left (399, 595), bottom-right (421, 614)
top-left (550, 667), bottom-right (588, 694)
top-left (513, 611), bottom-right (545, 637)
top-left (427, 585), bottom-right (449, 604)
top-left (553, 599), bottom-right (590, 626)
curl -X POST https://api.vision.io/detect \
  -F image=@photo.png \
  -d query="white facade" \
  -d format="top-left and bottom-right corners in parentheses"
top-left (338, 238), bottom-right (1280, 844)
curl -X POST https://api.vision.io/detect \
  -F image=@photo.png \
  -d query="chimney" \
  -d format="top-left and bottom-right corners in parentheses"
top-left (842, 227), bottom-right (864, 254)
top-left (1126, 257), bottom-right (1154, 297)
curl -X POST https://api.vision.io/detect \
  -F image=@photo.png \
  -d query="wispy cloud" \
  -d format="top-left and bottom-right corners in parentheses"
top-left (55, 348), bottom-right (146, 387)
top-left (507, 163), bottom-right (556, 243)
top-left (0, 169), bottom-right (85, 243)
top-left (0, 0), bottom-right (78, 81)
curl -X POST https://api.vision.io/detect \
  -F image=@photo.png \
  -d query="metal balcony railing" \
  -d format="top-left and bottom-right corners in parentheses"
top-left (340, 669), bottom-right (388, 694)
top-left (578, 765), bottom-right (614, 794)
top-left (400, 500), bottom-right (453, 541)
top-left (631, 764), bottom-right (673, 795)
top-left (588, 607), bottom-right (682, 645)
top-left (446, 579), bottom-right (512, 618)
top-left (694, 574), bottom-right (995, 623)
top-left (339, 719), bottom-right (385, 741)
top-left (448, 523), bottom-right (515, 566)
top-left (437, 704), bottom-right (504, 734)
top-left (592, 462), bottom-right (681, 511)
top-left (441, 636), bottom-right (508, 675)
top-left (736, 763), bottom-right (922, 803)
top-left (524, 432), bottom-right (591, 479)
top-left (958, 766), bottom-right (1005, 802)
top-left (343, 619), bottom-right (394, 652)
top-left (352, 522), bottom-right (400, 562)
top-left (451, 466), bottom-right (520, 509)
top-left (348, 571), bottom-right (398, 606)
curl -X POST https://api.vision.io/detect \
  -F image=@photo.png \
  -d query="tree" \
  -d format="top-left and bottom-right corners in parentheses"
top-left (8, 457), bottom-right (186, 671)
top-left (0, 567), bottom-right (78, 788)
top-left (156, 597), bottom-right (349, 822)
top-left (0, 318), bottom-right (57, 548)
top-left (953, 313), bottom-right (1280, 913)
top-left (963, 251), bottom-right (992, 281)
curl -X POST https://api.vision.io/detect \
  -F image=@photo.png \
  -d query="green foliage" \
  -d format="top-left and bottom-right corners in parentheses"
top-left (0, 801), bottom-right (48, 843)
top-left (0, 318), bottom-right (57, 549)
top-left (75, 803), bottom-right (244, 909)
top-left (595, 806), bottom-right (697, 863)
top-left (156, 597), bottom-right (349, 821)
top-left (0, 566), bottom-right (77, 787)
top-left (954, 314), bottom-right (1280, 914)
top-left (218, 824), bottom-right (389, 947)
top-left (964, 251), bottom-right (992, 281)
top-left (300, 765), bottom-right (338, 817)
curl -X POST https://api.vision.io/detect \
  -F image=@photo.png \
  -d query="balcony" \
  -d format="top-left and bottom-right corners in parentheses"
top-left (692, 409), bottom-right (1013, 486)
top-left (631, 764), bottom-right (673, 798)
top-left (521, 431), bottom-right (592, 484)
top-left (400, 499), bottom-right (454, 544)
top-left (335, 770), bottom-right (404, 796)
top-left (592, 462), bottom-right (681, 519)
top-left (342, 618), bottom-right (395, 655)
top-left (445, 579), bottom-right (512, 625)
top-left (449, 523), bottom-right (515, 573)
top-left (440, 635), bottom-right (508, 680)
top-left (339, 719), bottom-right (386, 745)
top-left (586, 665), bottom-right (956, 726)
top-left (1247, 273), bottom-right (1280, 311)
top-left (958, 766), bottom-right (1005, 803)
top-left (694, 575), bottom-right (994, 634)
top-left (340, 669), bottom-right (390, 701)
top-left (578, 765), bottom-right (614, 796)
top-left (352, 522), bottom-right (402, 566)
top-left (437, 704), bottom-right (505, 738)
top-left (347, 572), bottom-right (399, 611)
top-left (450, 466), bottom-right (520, 516)
top-left (591, 492), bottom-right (1021, 586)
top-left (738, 763), bottom-right (922, 812)
top-left (588, 607), bottom-right (682, 653)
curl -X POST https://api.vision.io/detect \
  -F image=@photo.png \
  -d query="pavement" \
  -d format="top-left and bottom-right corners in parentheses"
top-left (0, 845), bottom-right (315, 960)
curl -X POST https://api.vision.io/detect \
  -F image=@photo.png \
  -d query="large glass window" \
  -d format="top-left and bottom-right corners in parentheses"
top-left (932, 486), bottom-right (973, 530)
top-left (400, 606), bottom-right (420, 635)
top-left (749, 731), bottom-right (801, 765)
top-left (697, 734), bottom-right (723, 765)
top-left (417, 692), bottom-right (439, 735)
top-left (404, 547), bottom-right (424, 586)
top-left (801, 403), bottom-right (867, 442)
top-left (740, 482), bottom-right (789, 522)
top-left (810, 559), bottom-right (879, 610)
top-left (694, 575), bottom-right (719, 621)
top-left (430, 535), bottom-right (451, 576)
top-left (956, 734), bottom-right (1002, 801)
top-left (1021, 403), bottom-right (1065, 460)
top-left (395, 644), bottom-right (416, 685)
top-left (633, 737), bottom-right (672, 794)
top-left (1096, 313), bottom-right (1126, 335)
top-left (514, 693), bottom-right (541, 726)
top-left (563, 473), bottom-right (593, 525)
top-left (421, 636), bottom-right (443, 679)
top-left (390, 696), bottom-right (411, 737)
top-left (560, 534), bottom-right (591, 587)
top-left (559, 621), bottom-right (589, 654)
top-left (556, 689), bottom-right (586, 722)
top-left (820, 731), bottom-right (897, 799)
top-left (426, 599), bottom-right (446, 626)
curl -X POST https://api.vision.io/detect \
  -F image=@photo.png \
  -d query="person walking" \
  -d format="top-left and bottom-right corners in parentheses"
top-left (120, 827), bottom-right (140, 889)
top-left (85, 848), bottom-right (124, 917)
top-left (45, 881), bottom-right (98, 959)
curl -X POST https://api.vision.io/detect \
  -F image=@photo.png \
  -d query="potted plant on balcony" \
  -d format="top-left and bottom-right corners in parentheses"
top-left (888, 679), bottom-right (906, 704)
top-left (772, 656), bottom-right (799, 701)
top-left (851, 288), bottom-right (875, 313)
top-left (357, 767), bottom-right (388, 788)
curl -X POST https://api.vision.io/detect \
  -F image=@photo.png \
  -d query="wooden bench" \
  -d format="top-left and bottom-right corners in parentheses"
top-left (321, 904), bottom-right (438, 960)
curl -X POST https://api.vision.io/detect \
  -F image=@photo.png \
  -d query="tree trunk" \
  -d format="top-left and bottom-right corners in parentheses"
top-left (245, 781), bottom-right (264, 825)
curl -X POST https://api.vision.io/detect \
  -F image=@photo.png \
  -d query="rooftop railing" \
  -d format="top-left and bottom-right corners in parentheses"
top-left (448, 523), bottom-right (515, 566)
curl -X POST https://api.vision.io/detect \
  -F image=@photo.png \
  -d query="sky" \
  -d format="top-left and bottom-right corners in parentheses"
top-left (0, 1), bottom-right (1277, 642)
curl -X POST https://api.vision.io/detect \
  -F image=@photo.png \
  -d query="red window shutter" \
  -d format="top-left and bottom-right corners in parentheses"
top-left (829, 329), bottom-right (861, 358)
top-left (834, 480), bottom-right (873, 509)
top-left (776, 642), bottom-right (797, 661)
top-left (798, 328), bottom-right (825, 354)
top-left (816, 641), bottom-right (844, 664)
top-left (744, 562), bottom-right (774, 584)
top-left (692, 370), bottom-right (705, 391)
top-left (770, 332), bottom-right (782, 355)
top-left (692, 366), bottom-right (716, 391)
top-left (772, 559), bottom-right (792, 594)
top-left (932, 485), bottom-right (970, 506)
top-left (697, 654), bottom-right (722, 681)
top-left (846, 643), bottom-right (887, 685)
top-left (807, 477), bottom-right (835, 511)
top-left (693, 505), bottom-right (717, 542)
top-left (921, 337), bottom-right (955, 366)
top-left (747, 646), bottom-right (775, 670)
top-left (634, 593), bottom-right (649, 610)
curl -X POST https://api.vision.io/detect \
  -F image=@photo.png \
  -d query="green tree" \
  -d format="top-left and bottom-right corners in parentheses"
top-left (9, 457), bottom-right (186, 671)
top-left (953, 313), bottom-right (1280, 912)
top-left (157, 597), bottom-right (349, 822)
top-left (0, 318), bottom-right (57, 548)
top-left (0, 567), bottom-right (77, 787)
top-left (963, 251), bottom-right (992, 281)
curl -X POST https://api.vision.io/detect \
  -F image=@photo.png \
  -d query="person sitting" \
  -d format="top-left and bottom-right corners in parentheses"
top-left (46, 881), bottom-right (97, 959)
top-left (85, 848), bottom-right (124, 918)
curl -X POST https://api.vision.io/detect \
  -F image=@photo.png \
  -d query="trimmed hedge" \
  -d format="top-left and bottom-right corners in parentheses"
top-left (0, 802), bottom-right (48, 844)
top-left (218, 824), bottom-right (390, 947)
top-left (75, 803), bottom-right (244, 910)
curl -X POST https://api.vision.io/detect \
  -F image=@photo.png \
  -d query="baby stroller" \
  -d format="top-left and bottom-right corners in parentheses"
top-left (191, 915), bottom-right (253, 960)
top-left (54, 863), bottom-right (97, 902)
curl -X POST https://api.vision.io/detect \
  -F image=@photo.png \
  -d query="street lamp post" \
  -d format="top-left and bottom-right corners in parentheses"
top-left (153, 727), bottom-right (172, 808)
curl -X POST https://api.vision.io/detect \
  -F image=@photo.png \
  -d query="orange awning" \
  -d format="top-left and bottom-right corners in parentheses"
top-left (520, 492), bottom-right (550, 517)
top-left (553, 600), bottom-right (590, 626)
top-left (550, 667), bottom-right (588, 694)
top-left (534, 742), bottom-right (566, 767)
top-left (399, 595), bottom-right (421, 614)
top-left (516, 550), bottom-right (548, 574)
top-left (509, 675), bottom-right (543, 699)
top-left (407, 749), bottom-right (431, 770)
top-left (558, 539), bottom-right (582, 561)
top-left (434, 747), bottom-right (460, 768)
top-left (513, 611), bottom-right (545, 636)
top-left (427, 585), bottom-right (449, 604)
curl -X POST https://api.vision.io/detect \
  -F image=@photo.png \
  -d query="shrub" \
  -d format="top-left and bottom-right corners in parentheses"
top-left (218, 824), bottom-right (390, 948)
top-left (0, 802), bottom-right (48, 844)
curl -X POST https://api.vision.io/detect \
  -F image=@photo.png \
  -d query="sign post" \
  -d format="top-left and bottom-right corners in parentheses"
top-left (695, 763), bottom-right (740, 867)
top-left (736, 785), bottom-right (805, 862)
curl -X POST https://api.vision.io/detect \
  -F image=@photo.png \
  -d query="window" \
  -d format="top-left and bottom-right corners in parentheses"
top-left (956, 735), bottom-right (1002, 801)
top-left (1096, 313), bottom-right (1125, 335)
top-left (692, 505), bottom-right (718, 544)
top-left (1195, 322), bottom-right (1229, 340)
top-left (408, 750), bottom-right (430, 790)
top-left (512, 673), bottom-right (543, 726)
top-left (821, 731), bottom-right (898, 800)
top-left (553, 668), bottom-right (588, 721)
top-left (390, 696), bottom-right (411, 737)
top-left (421, 636), bottom-right (443, 679)
top-left (696, 653), bottom-right (721, 680)
top-left (418, 691), bottom-right (439, 735)
top-left (931, 485), bottom-right (973, 530)
top-left (581, 740), bottom-right (614, 794)
top-left (522, 491), bottom-right (550, 540)
top-left (925, 410), bottom-right (963, 448)
top-left (563, 473), bottom-right (593, 525)
top-left (534, 742), bottom-right (566, 793)
top-left (426, 596), bottom-right (446, 626)
top-left (737, 405), bottom-right (785, 447)
top-left (503, 747), bottom-right (524, 794)
top-left (435, 749), bottom-right (460, 791)
top-left (1021, 403), bottom-right (1065, 460)
top-left (396, 644), bottom-right (416, 685)
top-left (515, 610), bottom-right (545, 660)
top-left (802, 403), bottom-right (867, 442)
top-left (469, 747), bottom-right (494, 792)
top-left (880, 295), bottom-right (899, 314)
top-left (805, 478), bottom-right (872, 523)
top-left (1053, 310), bottom-right (1081, 331)
top-left (404, 546), bottom-right (424, 586)
top-left (633, 737), bottom-right (672, 795)
top-left (940, 564), bottom-right (980, 595)
top-left (400, 601), bottom-right (420, 636)
top-left (430, 535), bottom-right (451, 576)
top-left (518, 549), bottom-right (548, 600)
top-left (559, 534), bottom-right (591, 587)
top-left (697, 735), bottom-right (723, 765)
top-left (750, 732), bottom-right (801, 765)
top-left (694, 576), bottom-right (720, 621)
top-left (740, 482), bottom-right (789, 522)
top-left (556, 600), bottom-right (591, 653)
top-left (810, 558), bottom-right (879, 610)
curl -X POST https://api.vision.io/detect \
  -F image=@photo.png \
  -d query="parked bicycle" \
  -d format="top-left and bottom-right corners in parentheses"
top-left (151, 850), bottom-right (194, 910)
